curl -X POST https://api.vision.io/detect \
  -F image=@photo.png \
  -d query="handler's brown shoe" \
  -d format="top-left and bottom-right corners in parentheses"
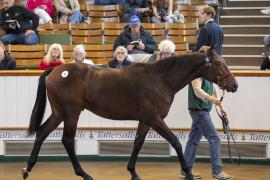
top-left (179, 170), bottom-right (202, 179)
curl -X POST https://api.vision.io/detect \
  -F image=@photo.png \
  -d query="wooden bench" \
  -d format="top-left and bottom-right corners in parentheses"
top-left (7, 45), bottom-right (46, 69)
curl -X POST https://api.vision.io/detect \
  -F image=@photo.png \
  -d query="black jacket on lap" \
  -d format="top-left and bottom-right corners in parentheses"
top-left (0, 5), bottom-right (39, 34)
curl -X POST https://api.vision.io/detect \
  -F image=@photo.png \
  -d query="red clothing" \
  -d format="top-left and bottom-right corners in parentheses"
top-left (38, 59), bottom-right (63, 70)
top-left (26, 0), bottom-right (55, 16)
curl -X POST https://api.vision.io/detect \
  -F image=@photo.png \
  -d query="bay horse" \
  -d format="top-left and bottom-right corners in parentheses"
top-left (22, 46), bottom-right (238, 180)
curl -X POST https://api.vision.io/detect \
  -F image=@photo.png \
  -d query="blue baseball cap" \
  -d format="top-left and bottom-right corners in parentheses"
top-left (129, 15), bottom-right (141, 25)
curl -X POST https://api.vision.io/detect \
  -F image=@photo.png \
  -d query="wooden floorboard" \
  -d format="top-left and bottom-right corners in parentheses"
top-left (0, 162), bottom-right (269, 180)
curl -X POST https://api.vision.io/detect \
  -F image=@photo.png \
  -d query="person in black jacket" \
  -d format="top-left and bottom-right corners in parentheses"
top-left (0, 0), bottom-right (39, 45)
top-left (113, 15), bottom-right (157, 63)
top-left (0, 44), bottom-right (16, 70)
top-left (108, 46), bottom-right (133, 68)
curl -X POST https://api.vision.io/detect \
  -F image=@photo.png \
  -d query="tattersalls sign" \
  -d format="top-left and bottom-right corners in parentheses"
top-left (0, 129), bottom-right (269, 157)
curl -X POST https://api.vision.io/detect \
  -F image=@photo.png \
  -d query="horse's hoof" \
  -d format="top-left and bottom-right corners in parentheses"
top-left (185, 174), bottom-right (194, 180)
top-left (131, 176), bottom-right (141, 180)
top-left (83, 175), bottom-right (94, 180)
top-left (22, 168), bottom-right (29, 179)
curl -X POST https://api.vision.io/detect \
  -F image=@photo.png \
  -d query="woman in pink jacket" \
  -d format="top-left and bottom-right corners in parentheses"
top-left (26, 0), bottom-right (55, 24)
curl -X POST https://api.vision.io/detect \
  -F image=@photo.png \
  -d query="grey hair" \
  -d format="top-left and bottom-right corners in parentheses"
top-left (114, 46), bottom-right (128, 57)
top-left (158, 40), bottom-right (176, 53)
top-left (73, 44), bottom-right (86, 57)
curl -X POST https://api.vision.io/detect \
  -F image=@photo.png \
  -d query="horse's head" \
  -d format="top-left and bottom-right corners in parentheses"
top-left (200, 46), bottom-right (238, 92)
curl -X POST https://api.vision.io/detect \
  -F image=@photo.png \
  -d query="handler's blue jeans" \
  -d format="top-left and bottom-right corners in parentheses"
top-left (184, 110), bottom-right (222, 175)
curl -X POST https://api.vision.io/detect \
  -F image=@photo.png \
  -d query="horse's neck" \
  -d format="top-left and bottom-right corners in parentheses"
top-left (165, 54), bottom-right (205, 93)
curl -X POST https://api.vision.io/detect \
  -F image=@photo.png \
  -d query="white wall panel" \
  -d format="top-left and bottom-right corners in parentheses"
top-left (0, 75), bottom-right (269, 130)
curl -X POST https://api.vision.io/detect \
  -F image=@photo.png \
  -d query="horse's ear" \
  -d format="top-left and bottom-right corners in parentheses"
top-left (199, 46), bottom-right (210, 55)
top-left (210, 44), bottom-right (218, 53)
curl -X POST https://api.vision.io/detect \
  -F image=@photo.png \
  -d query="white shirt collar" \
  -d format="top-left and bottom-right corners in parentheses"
top-left (205, 19), bottom-right (214, 24)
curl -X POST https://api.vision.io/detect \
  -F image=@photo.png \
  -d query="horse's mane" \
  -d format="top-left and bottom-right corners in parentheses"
top-left (144, 52), bottom-right (203, 74)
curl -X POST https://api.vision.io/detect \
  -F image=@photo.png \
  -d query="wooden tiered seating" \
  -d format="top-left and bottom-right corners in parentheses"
top-left (141, 23), bottom-right (166, 42)
top-left (175, 43), bottom-right (189, 55)
top-left (88, 4), bottom-right (121, 23)
top-left (103, 23), bottom-right (127, 44)
top-left (7, 45), bottom-right (46, 69)
top-left (84, 44), bottom-right (114, 64)
top-left (166, 23), bottom-right (198, 43)
top-left (70, 23), bottom-right (103, 44)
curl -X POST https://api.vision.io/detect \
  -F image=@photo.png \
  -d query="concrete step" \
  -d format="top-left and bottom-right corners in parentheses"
top-left (224, 35), bottom-right (264, 44)
top-left (224, 56), bottom-right (263, 67)
top-left (227, 0), bottom-right (270, 7)
top-left (220, 16), bottom-right (270, 25)
top-left (222, 45), bottom-right (263, 55)
top-left (221, 7), bottom-right (266, 16)
top-left (222, 25), bottom-right (270, 34)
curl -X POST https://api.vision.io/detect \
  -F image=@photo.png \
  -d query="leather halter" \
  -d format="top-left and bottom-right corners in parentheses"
top-left (204, 56), bottom-right (232, 90)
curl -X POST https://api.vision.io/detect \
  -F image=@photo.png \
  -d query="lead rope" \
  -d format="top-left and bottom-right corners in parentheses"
top-left (215, 90), bottom-right (241, 165)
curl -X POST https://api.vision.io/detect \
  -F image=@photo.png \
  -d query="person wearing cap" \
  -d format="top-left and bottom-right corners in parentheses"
top-left (147, 39), bottom-right (176, 63)
top-left (113, 15), bottom-right (157, 63)
top-left (123, 0), bottom-right (151, 23)
top-left (261, 35), bottom-right (270, 70)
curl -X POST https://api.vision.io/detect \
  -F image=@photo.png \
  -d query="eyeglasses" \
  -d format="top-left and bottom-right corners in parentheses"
top-left (116, 52), bottom-right (125, 55)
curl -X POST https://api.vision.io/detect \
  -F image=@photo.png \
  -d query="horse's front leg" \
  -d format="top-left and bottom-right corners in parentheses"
top-left (150, 119), bottom-right (194, 180)
top-left (127, 121), bottom-right (149, 180)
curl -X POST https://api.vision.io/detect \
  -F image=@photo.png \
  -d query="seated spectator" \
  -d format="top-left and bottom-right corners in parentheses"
top-left (0, 42), bottom-right (16, 70)
top-left (0, 0), bottom-right (39, 45)
top-left (123, 0), bottom-right (151, 23)
top-left (26, 0), bottom-right (54, 24)
top-left (108, 46), bottom-right (133, 68)
top-left (94, 0), bottom-right (124, 5)
top-left (54, 0), bottom-right (84, 24)
top-left (261, 35), bottom-right (270, 70)
top-left (72, 44), bottom-right (94, 65)
top-left (150, 0), bottom-right (184, 23)
top-left (261, 7), bottom-right (270, 15)
top-left (148, 39), bottom-right (176, 63)
top-left (38, 43), bottom-right (64, 70)
top-left (113, 15), bottom-right (157, 63)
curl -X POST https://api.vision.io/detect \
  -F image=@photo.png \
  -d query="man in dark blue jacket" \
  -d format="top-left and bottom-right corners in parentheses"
top-left (0, 0), bottom-right (39, 45)
top-left (113, 15), bottom-right (157, 62)
top-left (196, 5), bottom-right (224, 56)
top-left (123, 0), bottom-right (151, 23)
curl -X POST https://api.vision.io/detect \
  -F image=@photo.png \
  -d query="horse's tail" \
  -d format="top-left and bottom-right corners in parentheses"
top-left (27, 68), bottom-right (53, 136)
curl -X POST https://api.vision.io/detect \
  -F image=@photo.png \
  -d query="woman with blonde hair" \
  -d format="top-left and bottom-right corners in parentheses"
top-left (148, 39), bottom-right (176, 63)
top-left (72, 45), bottom-right (94, 65)
top-left (38, 43), bottom-right (64, 70)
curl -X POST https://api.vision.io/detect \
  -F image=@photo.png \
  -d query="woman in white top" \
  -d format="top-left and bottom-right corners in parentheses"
top-left (72, 45), bottom-right (94, 65)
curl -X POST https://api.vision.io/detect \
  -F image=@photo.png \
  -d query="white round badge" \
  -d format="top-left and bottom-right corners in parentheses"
top-left (61, 71), bottom-right (69, 78)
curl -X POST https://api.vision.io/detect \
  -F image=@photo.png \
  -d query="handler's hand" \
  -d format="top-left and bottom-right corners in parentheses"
top-left (212, 98), bottom-right (221, 106)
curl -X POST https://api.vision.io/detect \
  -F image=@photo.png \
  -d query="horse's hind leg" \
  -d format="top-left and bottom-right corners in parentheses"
top-left (62, 116), bottom-right (93, 180)
top-left (150, 119), bottom-right (194, 180)
top-left (127, 121), bottom-right (149, 180)
top-left (23, 114), bottom-right (62, 179)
